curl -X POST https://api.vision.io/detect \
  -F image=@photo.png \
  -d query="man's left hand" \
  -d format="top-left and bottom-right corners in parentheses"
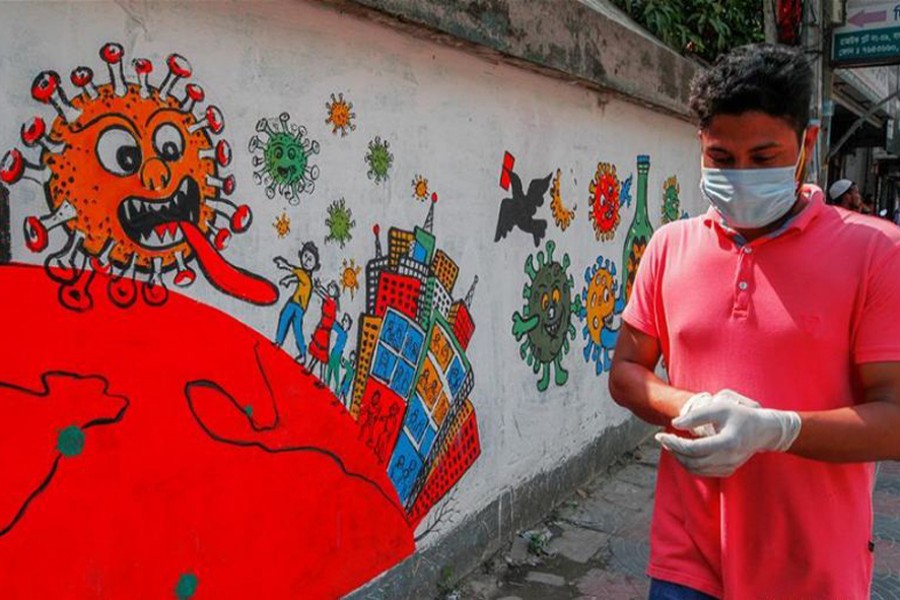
top-left (655, 389), bottom-right (802, 478)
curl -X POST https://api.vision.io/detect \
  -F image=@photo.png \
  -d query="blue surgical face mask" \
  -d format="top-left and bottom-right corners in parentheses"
top-left (699, 141), bottom-right (806, 230)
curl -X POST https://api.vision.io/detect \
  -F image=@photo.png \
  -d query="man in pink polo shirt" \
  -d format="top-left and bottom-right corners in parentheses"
top-left (610, 43), bottom-right (900, 599)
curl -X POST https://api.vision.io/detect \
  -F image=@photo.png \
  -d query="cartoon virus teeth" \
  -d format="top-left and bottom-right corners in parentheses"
top-left (249, 112), bottom-right (320, 204)
top-left (1, 42), bottom-right (277, 311)
top-left (512, 239), bottom-right (582, 392)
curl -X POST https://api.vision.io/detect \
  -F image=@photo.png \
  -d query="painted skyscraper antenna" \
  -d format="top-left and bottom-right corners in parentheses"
top-left (465, 275), bottom-right (478, 308)
top-left (0, 42), bottom-right (276, 311)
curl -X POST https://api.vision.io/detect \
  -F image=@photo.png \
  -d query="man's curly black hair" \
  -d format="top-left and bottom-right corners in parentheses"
top-left (689, 43), bottom-right (813, 139)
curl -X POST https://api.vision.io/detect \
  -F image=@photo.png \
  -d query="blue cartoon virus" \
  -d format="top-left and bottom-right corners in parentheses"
top-left (579, 255), bottom-right (625, 375)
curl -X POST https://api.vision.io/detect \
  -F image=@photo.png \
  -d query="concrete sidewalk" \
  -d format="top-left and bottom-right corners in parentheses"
top-left (454, 440), bottom-right (900, 600)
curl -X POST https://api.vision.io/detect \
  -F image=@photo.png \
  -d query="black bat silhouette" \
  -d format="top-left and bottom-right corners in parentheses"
top-left (494, 171), bottom-right (552, 247)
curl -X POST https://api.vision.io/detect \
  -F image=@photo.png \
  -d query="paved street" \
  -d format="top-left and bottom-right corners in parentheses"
top-left (455, 440), bottom-right (900, 600)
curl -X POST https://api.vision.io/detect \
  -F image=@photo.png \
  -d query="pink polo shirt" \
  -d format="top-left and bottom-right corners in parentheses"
top-left (623, 185), bottom-right (900, 599)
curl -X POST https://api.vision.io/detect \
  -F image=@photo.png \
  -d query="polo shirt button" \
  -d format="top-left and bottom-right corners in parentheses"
top-left (738, 281), bottom-right (749, 291)
top-left (743, 247), bottom-right (753, 254)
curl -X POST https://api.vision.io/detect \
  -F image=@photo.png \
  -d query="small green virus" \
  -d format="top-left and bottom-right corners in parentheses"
top-left (365, 136), bottom-right (393, 184)
top-left (325, 197), bottom-right (356, 248)
top-left (249, 112), bottom-right (320, 204)
top-left (511, 239), bottom-right (581, 392)
top-left (175, 572), bottom-right (199, 600)
top-left (57, 425), bottom-right (85, 457)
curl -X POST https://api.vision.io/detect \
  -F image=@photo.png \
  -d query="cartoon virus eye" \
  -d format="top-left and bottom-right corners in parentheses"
top-left (96, 126), bottom-right (141, 176)
top-left (552, 288), bottom-right (561, 304)
top-left (541, 293), bottom-right (549, 311)
top-left (153, 123), bottom-right (184, 162)
top-left (603, 287), bottom-right (610, 303)
top-left (590, 292), bottom-right (597, 307)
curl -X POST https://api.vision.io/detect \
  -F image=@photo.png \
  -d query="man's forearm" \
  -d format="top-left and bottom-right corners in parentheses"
top-left (790, 401), bottom-right (900, 462)
top-left (609, 360), bottom-right (693, 426)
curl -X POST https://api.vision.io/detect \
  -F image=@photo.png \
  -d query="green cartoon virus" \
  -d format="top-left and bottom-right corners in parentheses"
top-left (249, 112), bottom-right (320, 204)
top-left (365, 136), bottom-right (393, 184)
top-left (512, 239), bottom-right (582, 392)
top-left (661, 175), bottom-right (688, 225)
top-left (325, 197), bottom-right (356, 248)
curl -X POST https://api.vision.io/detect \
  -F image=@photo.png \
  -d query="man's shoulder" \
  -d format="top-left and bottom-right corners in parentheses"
top-left (649, 215), bottom-right (707, 249)
top-left (819, 205), bottom-right (900, 251)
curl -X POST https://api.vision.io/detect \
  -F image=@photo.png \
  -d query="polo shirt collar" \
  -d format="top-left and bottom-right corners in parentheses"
top-left (702, 184), bottom-right (826, 242)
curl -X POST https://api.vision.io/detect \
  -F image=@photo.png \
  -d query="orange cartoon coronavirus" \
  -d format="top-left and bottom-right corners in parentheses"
top-left (1, 42), bottom-right (276, 311)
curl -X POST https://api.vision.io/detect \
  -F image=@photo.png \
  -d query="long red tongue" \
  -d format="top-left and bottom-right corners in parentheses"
top-left (180, 222), bottom-right (278, 305)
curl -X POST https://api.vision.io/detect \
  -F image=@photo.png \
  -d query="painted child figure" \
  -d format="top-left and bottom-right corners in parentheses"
top-left (273, 242), bottom-right (321, 363)
top-left (338, 350), bottom-right (357, 409)
top-left (325, 313), bottom-right (353, 393)
top-left (307, 280), bottom-right (340, 382)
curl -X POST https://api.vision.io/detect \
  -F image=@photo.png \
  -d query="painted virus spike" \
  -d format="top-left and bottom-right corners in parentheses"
top-left (180, 83), bottom-right (204, 114)
top-left (20, 117), bottom-right (63, 154)
top-left (173, 250), bottom-right (196, 287)
top-left (70, 67), bottom-right (99, 100)
top-left (545, 239), bottom-right (556, 264)
top-left (465, 275), bottom-right (479, 308)
top-left (132, 58), bottom-right (153, 99)
top-left (31, 71), bottom-right (81, 124)
top-left (562, 251), bottom-right (571, 270)
top-left (59, 254), bottom-right (94, 312)
top-left (99, 43), bottom-right (127, 98)
top-left (373, 224), bottom-right (383, 258)
top-left (188, 105), bottom-right (224, 135)
top-left (536, 249), bottom-right (545, 269)
top-left (45, 229), bottom-right (86, 283)
top-left (89, 242), bottom-right (113, 274)
top-left (206, 173), bottom-right (235, 195)
top-left (524, 254), bottom-right (537, 280)
top-left (278, 112), bottom-right (293, 134)
top-left (198, 139), bottom-right (232, 167)
top-left (208, 198), bottom-right (252, 233)
top-left (207, 220), bottom-right (231, 251)
top-left (108, 255), bottom-right (137, 308)
top-left (1, 148), bottom-right (50, 185)
top-left (159, 53), bottom-right (192, 99)
top-left (23, 200), bottom-right (77, 253)
top-left (424, 192), bottom-right (437, 233)
top-left (142, 256), bottom-right (168, 306)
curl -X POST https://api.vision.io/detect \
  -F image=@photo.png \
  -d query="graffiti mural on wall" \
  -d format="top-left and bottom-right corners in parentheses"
top-left (0, 43), bottom-right (276, 311)
top-left (587, 162), bottom-right (631, 241)
top-left (494, 151), bottom-right (551, 247)
top-left (365, 135), bottom-right (393, 183)
top-left (550, 168), bottom-right (577, 232)
top-left (249, 111), bottom-right (320, 203)
top-left (661, 175), bottom-right (689, 225)
top-left (325, 197), bottom-right (355, 247)
top-left (512, 239), bottom-right (581, 392)
top-left (579, 256), bottom-right (624, 375)
top-left (325, 92), bottom-right (356, 137)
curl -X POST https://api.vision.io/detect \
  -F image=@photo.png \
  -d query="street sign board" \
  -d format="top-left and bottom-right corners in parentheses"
top-left (833, 1), bottom-right (900, 66)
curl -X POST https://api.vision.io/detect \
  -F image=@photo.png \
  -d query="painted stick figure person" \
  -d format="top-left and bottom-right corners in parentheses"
top-left (338, 350), bottom-right (357, 408)
top-left (326, 313), bottom-right (353, 392)
top-left (307, 280), bottom-right (340, 381)
top-left (358, 390), bottom-right (382, 446)
top-left (273, 242), bottom-right (320, 363)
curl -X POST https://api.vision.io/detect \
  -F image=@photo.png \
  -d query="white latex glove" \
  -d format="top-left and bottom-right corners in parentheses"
top-left (679, 391), bottom-right (761, 437)
top-left (656, 389), bottom-right (801, 478)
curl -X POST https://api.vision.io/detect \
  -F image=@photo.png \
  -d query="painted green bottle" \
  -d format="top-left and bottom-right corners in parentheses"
top-left (622, 155), bottom-right (654, 304)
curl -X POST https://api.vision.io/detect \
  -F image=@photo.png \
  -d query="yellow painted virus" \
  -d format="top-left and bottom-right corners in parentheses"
top-left (325, 92), bottom-right (356, 137)
top-left (273, 212), bottom-right (291, 238)
top-left (341, 258), bottom-right (361, 300)
top-left (550, 168), bottom-right (576, 231)
top-left (412, 174), bottom-right (429, 202)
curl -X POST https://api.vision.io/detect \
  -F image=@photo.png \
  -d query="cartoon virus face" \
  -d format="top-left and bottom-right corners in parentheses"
top-left (0, 42), bottom-right (275, 311)
top-left (365, 136), bottom-right (393, 184)
top-left (340, 258), bottom-right (361, 300)
top-left (580, 256), bottom-right (622, 375)
top-left (325, 197), bottom-right (355, 248)
top-left (412, 174), bottom-right (429, 202)
top-left (273, 211), bottom-right (291, 238)
top-left (512, 239), bottom-right (581, 392)
top-left (661, 175), bottom-right (687, 225)
top-left (249, 112), bottom-right (319, 203)
top-left (550, 168), bottom-right (576, 231)
top-left (588, 162), bottom-right (623, 241)
top-left (325, 92), bottom-right (356, 137)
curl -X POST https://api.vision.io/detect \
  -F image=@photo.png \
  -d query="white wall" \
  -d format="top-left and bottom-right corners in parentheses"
top-left (0, 0), bottom-right (701, 585)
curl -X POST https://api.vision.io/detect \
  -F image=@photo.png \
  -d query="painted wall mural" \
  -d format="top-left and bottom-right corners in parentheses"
top-left (0, 5), bottom-right (703, 596)
top-left (0, 43), bottom-right (276, 312)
